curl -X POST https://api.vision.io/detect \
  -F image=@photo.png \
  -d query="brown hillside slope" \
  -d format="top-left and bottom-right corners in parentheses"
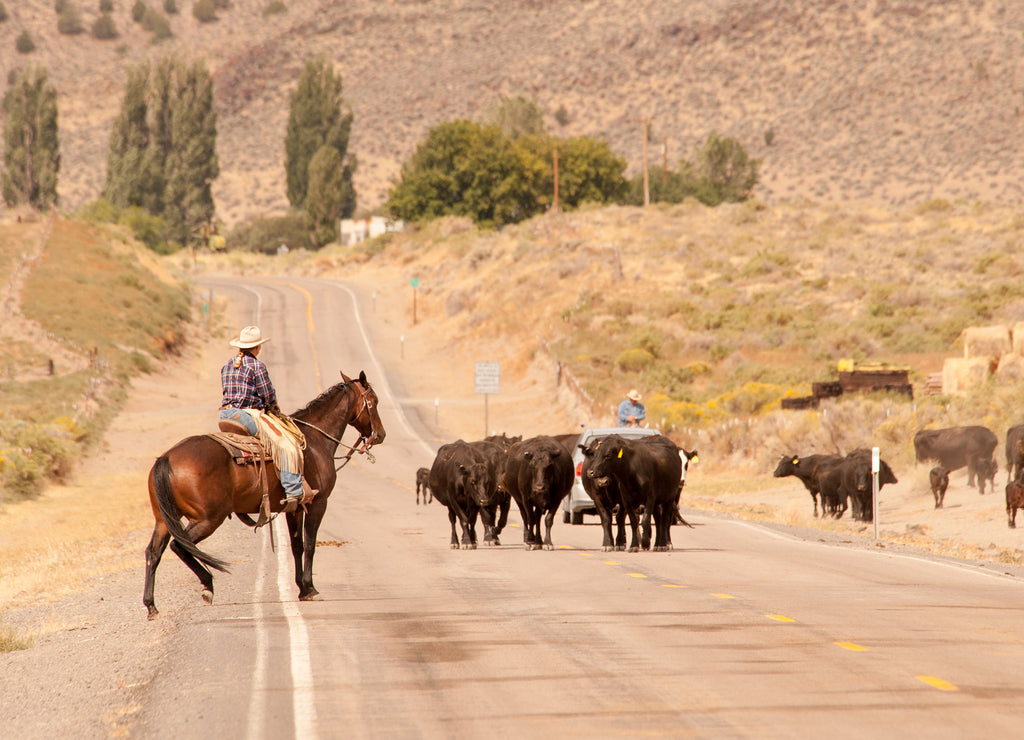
top-left (1, 1), bottom-right (1023, 226)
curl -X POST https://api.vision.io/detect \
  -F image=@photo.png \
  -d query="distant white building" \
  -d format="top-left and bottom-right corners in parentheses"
top-left (339, 216), bottom-right (404, 246)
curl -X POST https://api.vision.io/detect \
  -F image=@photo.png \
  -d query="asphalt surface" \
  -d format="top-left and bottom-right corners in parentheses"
top-left (132, 276), bottom-right (1024, 739)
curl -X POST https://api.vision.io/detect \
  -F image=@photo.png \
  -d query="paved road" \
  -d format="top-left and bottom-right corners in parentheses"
top-left (136, 276), bottom-right (1024, 739)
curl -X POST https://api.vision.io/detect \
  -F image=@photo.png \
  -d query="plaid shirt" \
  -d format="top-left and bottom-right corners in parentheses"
top-left (221, 352), bottom-right (278, 411)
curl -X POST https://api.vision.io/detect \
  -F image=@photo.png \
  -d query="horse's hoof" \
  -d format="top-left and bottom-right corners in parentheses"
top-left (299, 592), bottom-right (322, 601)
top-left (146, 607), bottom-right (159, 620)
top-left (451, 543), bottom-right (460, 549)
top-left (201, 589), bottom-right (214, 605)
top-left (531, 543), bottom-right (543, 551)
top-left (628, 547), bottom-right (639, 553)
top-left (602, 545), bottom-right (614, 552)
top-left (544, 544), bottom-right (555, 551)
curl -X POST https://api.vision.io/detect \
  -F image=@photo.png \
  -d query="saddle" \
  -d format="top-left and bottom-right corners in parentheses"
top-left (208, 422), bottom-right (275, 527)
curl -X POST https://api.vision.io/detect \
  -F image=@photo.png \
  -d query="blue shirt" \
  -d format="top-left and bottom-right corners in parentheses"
top-left (618, 399), bottom-right (645, 426)
top-left (221, 352), bottom-right (278, 410)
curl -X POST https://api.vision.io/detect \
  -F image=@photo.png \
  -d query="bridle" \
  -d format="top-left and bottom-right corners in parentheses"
top-left (293, 382), bottom-right (379, 471)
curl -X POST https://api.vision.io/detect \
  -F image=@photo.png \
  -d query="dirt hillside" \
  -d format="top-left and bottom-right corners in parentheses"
top-left (2, 1), bottom-right (1024, 226)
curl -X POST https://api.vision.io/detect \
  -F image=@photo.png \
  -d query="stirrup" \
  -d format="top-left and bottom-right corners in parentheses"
top-left (300, 479), bottom-right (319, 505)
top-left (280, 496), bottom-right (300, 514)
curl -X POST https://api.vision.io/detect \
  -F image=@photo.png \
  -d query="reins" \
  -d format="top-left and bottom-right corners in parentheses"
top-left (292, 382), bottom-right (378, 471)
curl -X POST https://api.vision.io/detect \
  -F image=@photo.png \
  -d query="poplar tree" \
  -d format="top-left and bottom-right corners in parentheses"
top-left (2, 66), bottom-right (60, 209)
top-left (284, 57), bottom-right (355, 214)
top-left (102, 56), bottom-right (218, 245)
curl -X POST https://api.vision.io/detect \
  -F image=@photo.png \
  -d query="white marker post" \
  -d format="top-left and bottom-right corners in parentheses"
top-left (871, 446), bottom-right (880, 540)
top-left (474, 361), bottom-right (500, 437)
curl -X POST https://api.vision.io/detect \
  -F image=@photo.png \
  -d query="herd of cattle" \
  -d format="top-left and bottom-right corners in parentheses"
top-left (417, 432), bottom-right (697, 552)
top-left (776, 424), bottom-right (1024, 528)
top-left (417, 424), bottom-right (1024, 551)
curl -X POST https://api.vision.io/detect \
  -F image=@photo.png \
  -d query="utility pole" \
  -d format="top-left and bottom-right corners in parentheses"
top-left (632, 117), bottom-right (652, 206)
top-left (662, 137), bottom-right (669, 187)
top-left (552, 147), bottom-right (560, 213)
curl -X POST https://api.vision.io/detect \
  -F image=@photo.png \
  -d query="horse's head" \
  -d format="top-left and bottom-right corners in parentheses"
top-left (343, 370), bottom-right (386, 446)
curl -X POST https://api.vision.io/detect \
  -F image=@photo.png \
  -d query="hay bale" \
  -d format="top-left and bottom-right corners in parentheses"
top-left (1012, 322), bottom-right (1024, 356)
top-left (996, 354), bottom-right (1024, 383)
top-left (960, 325), bottom-right (1011, 359)
top-left (942, 357), bottom-right (992, 394)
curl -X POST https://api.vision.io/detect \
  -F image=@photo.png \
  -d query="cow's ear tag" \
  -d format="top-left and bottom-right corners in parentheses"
top-left (792, 457), bottom-right (799, 464)
top-left (617, 449), bottom-right (623, 459)
top-left (692, 455), bottom-right (700, 464)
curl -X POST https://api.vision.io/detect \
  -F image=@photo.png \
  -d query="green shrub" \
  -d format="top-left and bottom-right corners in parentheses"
top-left (163, 0), bottom-right (178, 12)
top-left (55, 0), bottom-right (69, 12)
top-left (100, 0), bottom-right (113, 10)
top-left (15, 31), bottom-right (35, 53)
top-left (132, 0), bottom-right (147, 22)
top-left (142, 7), bottom-right (171, 38)
top-left (0, 2), bottom-right (8, 22)
top-left (226, 213), bottom-right (312, 253)
top-left (57, 6), bottom-right (85, 34)
top-left (262, 0), bottom-right (286, 15)
top-left (193, 0), bottom-right (217, 22)
top-left (91, 12), bottom-right (118, 39)
top-left (616, 347), bottom-right (656, 372)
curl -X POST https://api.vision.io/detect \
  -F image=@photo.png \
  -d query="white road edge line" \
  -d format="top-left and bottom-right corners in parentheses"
top-left (277, 517), bottom-right (318, 738)
top-left (246, 529), bottom-right (269, 740)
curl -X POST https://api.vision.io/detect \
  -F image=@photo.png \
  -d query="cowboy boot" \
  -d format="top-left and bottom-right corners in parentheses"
top-left (300, 478), bottom-right (319, 505)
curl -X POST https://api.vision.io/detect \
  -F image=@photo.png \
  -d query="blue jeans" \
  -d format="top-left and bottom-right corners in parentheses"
top-left (220, 409), bottom-right (303, 498)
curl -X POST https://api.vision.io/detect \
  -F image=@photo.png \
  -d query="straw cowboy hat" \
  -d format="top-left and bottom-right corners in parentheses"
top-left (230, 325), bottom-right (270, 349)
top-left (626, 389), bottom-right (642, 402)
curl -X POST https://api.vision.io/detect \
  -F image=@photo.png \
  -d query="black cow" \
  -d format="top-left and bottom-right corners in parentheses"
top-left (913, 426), bottom-right (998, 489)
top-left (817, 449), bottom-right (898, 522)
top-left (929, 466), bottom-right (949, 509)
top-left (976, 457), bottom-right (998, 496)
top-left (773, 453), bottom-right (843, 517)
top-left (588, 433), bottom-right (682, 551)
top-left (428, 440), bottom-right (489, 549)
top-left (470, 435), bottom-right (520, 546)
top-left (579, 438), bottom-right (627, 551)
top-left (1006, 478), bottom-right (1024, 528)
top-left (551, 432), bottom-right (582, 455)
top-left (415, 467), bottom-right (432, 505)
top-left (1005, 424), bottom-right (1024, 484)
top-left (503, 435), bottom-right (574, 550)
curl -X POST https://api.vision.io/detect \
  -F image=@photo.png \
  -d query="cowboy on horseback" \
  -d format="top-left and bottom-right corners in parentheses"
top-left (219, 325), bottom-right (315, 513)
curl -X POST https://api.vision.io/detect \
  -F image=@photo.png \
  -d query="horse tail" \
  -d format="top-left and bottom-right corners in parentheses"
top-left (152, 455), bottom-right (230, 574)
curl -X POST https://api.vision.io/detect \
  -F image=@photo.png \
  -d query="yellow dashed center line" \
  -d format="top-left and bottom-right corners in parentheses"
top-left (603, 561), bottom-right (620, 565)
top-left (628, 573), bottom-right (647, 578)
top-left (557, 545), bottom-right (573, 549)
top-left (712, 593), bottom-right (736, 599)
top-left (766, 614), bottom-right (797, 623)
top-left (662, 584), bottom-right (686, 588)
top-left (287, 282), bottom-right (322, 391)
top-left (578, 552), bottom-right (595, 557)
top-left (836, 642), bottom-right (869, 652)
top-left (917, 675), bottom-right (958, 691)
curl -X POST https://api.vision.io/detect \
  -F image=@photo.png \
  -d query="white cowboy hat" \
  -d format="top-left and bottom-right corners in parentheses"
top-left (230, 325), bottom-right (270, 349)
top-left (627, 389), bottom-right (642, 401)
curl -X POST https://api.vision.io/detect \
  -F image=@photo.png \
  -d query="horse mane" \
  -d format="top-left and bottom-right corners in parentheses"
top-left (291, 379), bottom-right (353, 420)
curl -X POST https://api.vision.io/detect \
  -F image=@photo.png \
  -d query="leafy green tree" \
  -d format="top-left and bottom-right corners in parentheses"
top-left (387, 120), bottom-right (538, 226)
top-left (103, 63), bottom-right (159, 211)
top-left (305, 145), bottom-right (352, 246)
top-left (2, 66), bottom-right (61, 209)
top-left (226, 212), bottom-right (312, 254)
top-left (102, 57), bottom-right (218, 246)
top-left (284, 57), bottom-right (355, 212)
top-left (163, 0), bottom-right (178, 13)
top-left (486, 94), bottom-right (545, 141)
top-left (682, 131), bottom-right (760, 206)
top-left (100, 0), bottom-right (114, 11)
top-left (132, 0), bottom-right (147, 22)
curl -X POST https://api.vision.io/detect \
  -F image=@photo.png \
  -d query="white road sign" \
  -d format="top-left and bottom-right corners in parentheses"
top-left (474, 361), bottom-right (500, 394)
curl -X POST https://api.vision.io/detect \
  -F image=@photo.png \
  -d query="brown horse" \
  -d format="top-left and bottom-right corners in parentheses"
top-left (143, 370), bottom-right (386, 619)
